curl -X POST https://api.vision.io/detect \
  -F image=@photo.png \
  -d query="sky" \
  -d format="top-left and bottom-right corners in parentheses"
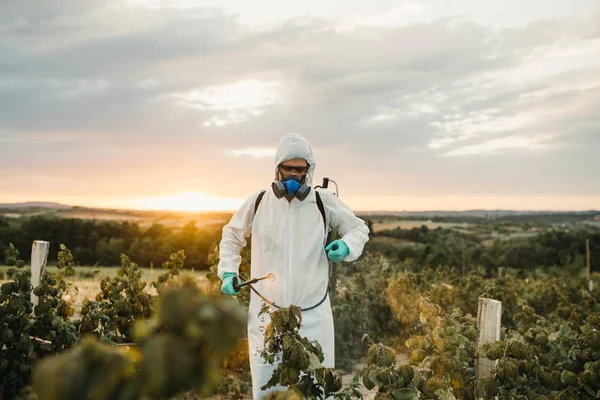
top-left (0, 0), bottom-right (599, 212)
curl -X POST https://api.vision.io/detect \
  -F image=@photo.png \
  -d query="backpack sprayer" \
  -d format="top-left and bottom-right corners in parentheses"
top-left (233, 177), bottom-right (340, 311)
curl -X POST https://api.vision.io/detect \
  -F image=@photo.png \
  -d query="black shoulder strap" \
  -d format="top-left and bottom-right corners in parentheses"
top-left (254, 190), bottom-right (266, 214)
top-left (254, 189), bottom-right (327, 233)
top-left (315, 191), bottom-right (326, 233)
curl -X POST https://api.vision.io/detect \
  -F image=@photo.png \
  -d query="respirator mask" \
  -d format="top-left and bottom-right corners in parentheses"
top-left (272, 165), bottom-right (311, 201)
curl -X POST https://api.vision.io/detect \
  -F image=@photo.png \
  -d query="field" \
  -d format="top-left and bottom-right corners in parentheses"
top-left (0, 270), bottom-right (386, 400)
top-left (371, 219), bottom-right (469, 232)
top-left (0, 265), bottom-right (208, 280)
top-left (1, 209), bottom-right (600, 399)
top-left (0, 269), bottom-right (207, 319)
top-left (0, 205), bottom-right (232, 229)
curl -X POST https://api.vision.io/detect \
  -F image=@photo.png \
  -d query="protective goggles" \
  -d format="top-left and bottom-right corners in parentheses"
top-left (278, 164), bottom-right (310, 175)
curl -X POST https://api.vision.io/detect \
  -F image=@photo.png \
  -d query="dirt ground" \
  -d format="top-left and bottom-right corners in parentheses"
top-left (194, 353), bottom-right (409, 400)
top-left (339, 352), bottom-right (409, 400)
top-left (201, 352), bottom-right (410, 400)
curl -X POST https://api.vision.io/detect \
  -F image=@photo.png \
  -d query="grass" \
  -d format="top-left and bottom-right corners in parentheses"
top-left (372, 219), bottom-right (470, 232)
top-left (0, 265), bottom-right (208, 281)
top-left (1, 207), bottom-right (233, 229)
top-left (371, 218), bottom-right (548, 243)
top-left (501, 232), bottom-right (539, 240)
top-left (371, 237), bottom-right (422, 247)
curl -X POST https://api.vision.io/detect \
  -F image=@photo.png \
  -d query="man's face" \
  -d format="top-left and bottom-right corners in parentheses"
top-left (278, 158), bottom-right (310, 181)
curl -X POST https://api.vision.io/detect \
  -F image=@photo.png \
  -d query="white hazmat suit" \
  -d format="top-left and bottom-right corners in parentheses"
top-left (218, 133), bottom-right (370, 399)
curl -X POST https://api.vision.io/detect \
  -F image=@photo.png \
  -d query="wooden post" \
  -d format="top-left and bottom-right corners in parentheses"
top-left (150, 261), bottom-right (154, 278)
top-left (498, 267), bottom-right (503, 279)
top-left (587, 240), bottom-right (592, 291)
top-left (30, 240), bottom-right (50, 307)
top-left (476, 298), bottom-right (502, 397)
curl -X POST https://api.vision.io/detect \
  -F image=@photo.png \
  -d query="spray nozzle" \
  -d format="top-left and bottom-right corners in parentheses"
top-left (233, 273), bottom-right (276, 292)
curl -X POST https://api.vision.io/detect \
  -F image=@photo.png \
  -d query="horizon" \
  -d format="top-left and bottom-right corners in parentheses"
top-left (1, 199), bottom-right (599, 214)
top-left (1, 1), bottom-right (599, 212)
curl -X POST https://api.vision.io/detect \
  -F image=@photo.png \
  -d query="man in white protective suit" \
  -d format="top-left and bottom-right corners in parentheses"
top-left (217, 133), bottom-right (370, 399)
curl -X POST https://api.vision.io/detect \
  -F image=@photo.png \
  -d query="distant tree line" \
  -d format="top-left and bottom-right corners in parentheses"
top-left (368, 224), bottom-right (600, 273)
top-left (364, 211), bottom-right (599, 225)
top-left (0, 215), bottom-right (223, 270)
top-left (2, 214), bottom-right (598, 274)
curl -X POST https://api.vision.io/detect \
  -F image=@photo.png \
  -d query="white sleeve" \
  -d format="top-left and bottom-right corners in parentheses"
top-left (318, 189), bottom-right (370, 262)
top-left (217, 190), bottom-right (264, 279)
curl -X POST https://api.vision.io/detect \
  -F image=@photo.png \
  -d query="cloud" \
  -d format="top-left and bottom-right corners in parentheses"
top-left (224, 147), bottom-right (277, 158)
top-left (337, 2), bottom-right (433, 31)
top-left (429, 112), bottom-right (537, 151)
top-left (0, 0), bottom-right (599, 204)
top-left (171, 80), bottom-right (282, 126)
top-left (442, 135), bottom-right (553, 156)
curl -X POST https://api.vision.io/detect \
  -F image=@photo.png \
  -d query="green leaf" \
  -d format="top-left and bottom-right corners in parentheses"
top-left (478, 342), bottom-right (504, 360)
top-left (368, 370), bottom-right (383, 387)
top-left (476, 378), bottom-right (498, 398)
top-left (19, 340), bottom-right (34, 357)
top-left (367, 343), bottom-right (396, 367)
top-left (305, 340), bottom-right (324, 363)
top-left (1, 282), bottom-right (15, 295)
top-left (560, 370), bottom-right (577, 386)
top-left (396, 365), bottom-right (415, 386)
top-left (581, 370), bottom-right (599, 387)
top-left (434, 389), bottom-right (456, 400)
top-left (583, 384), bottom-right (596, 397)
top-left (289, 306), bottom-right (302, 331)
top-left (285, 340), bottom-right (310, 370)
top-left (497, 359), bottom-right (519, 380)
top-left (361, 367), bottom-right (376, 390)
top-left (508, 340), bottom-right (527, 359)
top-left (261, 368), bottom-right (281, 390)
top-left (315, 368), bottom-right (342, 394)
top-left (282, 334), bottom-right (294, 352)
top-left (307, 351), bottom-right (322, 372)
top-left (279, 364), bottom-right (300, 386)
top-left (280, 308), bottom-right (290, 328)
top-left (464, 326), bottom-right (477, 340)
top-left (392, 388), bottom-right (419, 400)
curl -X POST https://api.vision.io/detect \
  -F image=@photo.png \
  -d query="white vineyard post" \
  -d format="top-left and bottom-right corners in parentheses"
top-left (476, 298), bottom-right (502, 399)
top-left (30, 240), bottom-right (50, 308)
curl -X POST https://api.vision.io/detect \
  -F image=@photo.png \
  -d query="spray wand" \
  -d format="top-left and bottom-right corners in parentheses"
top-left (232, 273), bottom-right (276, 292)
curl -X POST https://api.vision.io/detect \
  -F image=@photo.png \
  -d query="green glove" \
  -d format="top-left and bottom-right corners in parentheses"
top-left (221, 272), bottom-right (240, 296)
top-left (325, 240), bottom-right (349, 262)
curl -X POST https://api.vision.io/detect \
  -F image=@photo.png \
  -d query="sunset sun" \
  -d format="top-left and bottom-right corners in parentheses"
top-left (134, 191), bottom-right (243, 212)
